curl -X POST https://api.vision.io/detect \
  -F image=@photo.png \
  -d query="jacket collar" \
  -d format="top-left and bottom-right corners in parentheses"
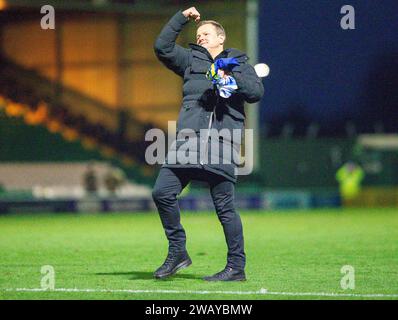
top-left (189, 43), bottom-right (248, 62)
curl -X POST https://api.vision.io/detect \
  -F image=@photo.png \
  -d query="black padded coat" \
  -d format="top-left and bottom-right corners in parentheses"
top-left (154, 11), bottom-right (264, 182)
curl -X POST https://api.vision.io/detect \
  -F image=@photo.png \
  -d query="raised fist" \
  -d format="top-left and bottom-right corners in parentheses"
top-left (182, 7), bottom-right (201, 22)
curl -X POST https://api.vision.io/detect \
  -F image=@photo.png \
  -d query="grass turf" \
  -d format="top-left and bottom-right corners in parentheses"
top-left (0, 208), bottom-right (397, 300)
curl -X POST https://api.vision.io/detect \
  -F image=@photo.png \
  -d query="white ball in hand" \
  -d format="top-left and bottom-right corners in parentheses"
top-left (254, 63), bottom-right (270, 78)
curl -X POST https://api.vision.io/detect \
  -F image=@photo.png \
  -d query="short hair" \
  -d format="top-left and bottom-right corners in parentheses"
top-left (197, 20), bottom-right (226, 40)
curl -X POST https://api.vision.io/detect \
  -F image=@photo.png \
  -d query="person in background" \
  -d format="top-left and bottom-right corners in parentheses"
top-left (336, 161), bottom-right (365, 205)
top-left (83, 162), bottom-right (98, 196)
top-left (104, 166), bottom-right (126, 196)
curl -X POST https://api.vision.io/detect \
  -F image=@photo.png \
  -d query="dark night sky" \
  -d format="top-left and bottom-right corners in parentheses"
top-left (258, 0), bottom-right (398, 134)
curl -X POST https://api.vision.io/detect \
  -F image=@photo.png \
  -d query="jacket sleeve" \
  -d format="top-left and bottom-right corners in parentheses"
top-left (154, 11), bottom-right (191, 77)
top-left (232, 63), bottom-right (264, 103)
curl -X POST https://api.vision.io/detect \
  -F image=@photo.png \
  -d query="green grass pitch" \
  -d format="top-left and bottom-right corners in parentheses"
top-left (0, 208), bottom-right (397, 300)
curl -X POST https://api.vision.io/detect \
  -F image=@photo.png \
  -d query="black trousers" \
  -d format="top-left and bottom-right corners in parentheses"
top-left (152, 167), bottom-right (246, 270)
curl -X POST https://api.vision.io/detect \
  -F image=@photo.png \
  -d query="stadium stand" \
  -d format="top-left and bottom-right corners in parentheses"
top-left (0, 55), bottom-right (155, 169)
top-left (0, 162), bottom-right (151, 199)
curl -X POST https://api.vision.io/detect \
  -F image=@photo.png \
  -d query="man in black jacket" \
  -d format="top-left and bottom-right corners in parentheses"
top-left (152, 7), bottom-right (264, 281)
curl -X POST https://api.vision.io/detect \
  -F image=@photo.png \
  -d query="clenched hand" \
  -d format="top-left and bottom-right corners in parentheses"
top-left (182, 7), bottom-right (201, 22)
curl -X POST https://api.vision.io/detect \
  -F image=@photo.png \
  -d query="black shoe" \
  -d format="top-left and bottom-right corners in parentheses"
top-left (203, 267), bottom-right (246, 281)
top-left (154, 251), bottom-right (192, 279)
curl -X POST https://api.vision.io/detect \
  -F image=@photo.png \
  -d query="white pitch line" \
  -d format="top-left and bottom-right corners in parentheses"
top-left (4, 288), bottom-right (398, 298)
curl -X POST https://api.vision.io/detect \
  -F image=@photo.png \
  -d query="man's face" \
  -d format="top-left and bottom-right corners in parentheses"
top-left (196, 24), bottom-right (224, 50)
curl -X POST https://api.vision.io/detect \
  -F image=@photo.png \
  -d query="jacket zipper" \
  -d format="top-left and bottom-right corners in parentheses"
top-left (198, 48), bottom-right (221, 166)
top-left (200, 89), bottom-right (219, 166)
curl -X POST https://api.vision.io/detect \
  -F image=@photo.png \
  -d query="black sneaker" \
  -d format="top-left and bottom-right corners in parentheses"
top-left (154, 251), bottom-right (192, 279)
top-left (203, 267), bottom-right (246, 281)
